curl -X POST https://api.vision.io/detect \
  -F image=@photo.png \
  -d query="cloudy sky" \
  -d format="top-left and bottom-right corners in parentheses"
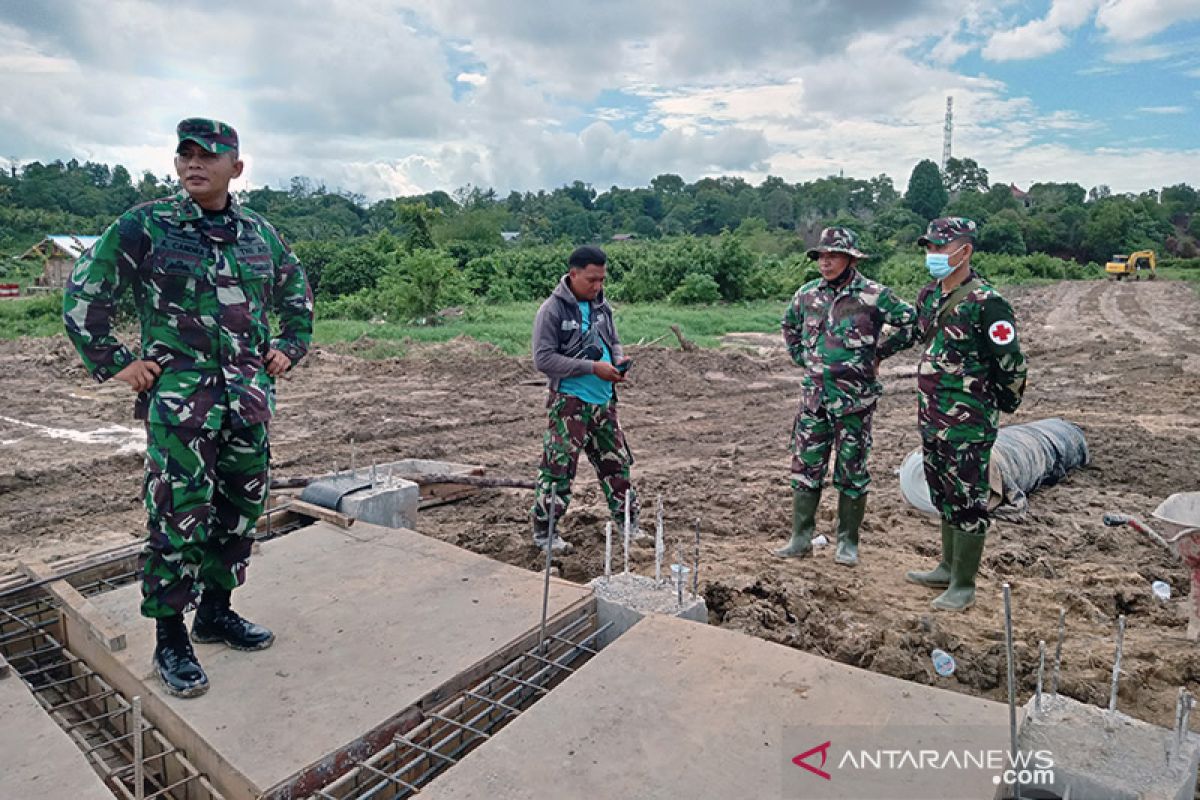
top-left (1, 0), bottom-right (1197, 200)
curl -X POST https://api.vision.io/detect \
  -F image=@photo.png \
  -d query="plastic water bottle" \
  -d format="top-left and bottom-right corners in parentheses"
top-left (931, 648), bottom-right (956, 677)
top-left (1152, 581), bottom-right (1171, 602)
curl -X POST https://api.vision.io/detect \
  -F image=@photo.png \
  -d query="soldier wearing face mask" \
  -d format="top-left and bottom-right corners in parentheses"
top-left (890, 216), bottom-right (1027, 611)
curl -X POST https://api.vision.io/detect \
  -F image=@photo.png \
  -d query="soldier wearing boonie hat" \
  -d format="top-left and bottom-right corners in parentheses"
top-left (63, 118), bottom-right (314, 697)
top-left (776, 226), bottom-right (918, 570)
top-left (897, 216), bottom-right (1028, 611)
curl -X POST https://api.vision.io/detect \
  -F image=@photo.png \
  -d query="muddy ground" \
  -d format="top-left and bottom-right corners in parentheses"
top-left (2, 279), bottom-right (1199, 730)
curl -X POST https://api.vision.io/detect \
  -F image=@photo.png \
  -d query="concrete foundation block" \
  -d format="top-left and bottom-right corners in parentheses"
top-left (337, 479), bottom-right (420, 529)
top-left (587, 572), bottom-right (707, 647)
top-left (1017, 694), bottom-right (1200, 800)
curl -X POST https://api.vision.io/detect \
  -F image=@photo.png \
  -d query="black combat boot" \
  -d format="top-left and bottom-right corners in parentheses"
top-left (154, 614), bottom-right (209, 698)
top-left (191, 588), bottom-right (275, 651)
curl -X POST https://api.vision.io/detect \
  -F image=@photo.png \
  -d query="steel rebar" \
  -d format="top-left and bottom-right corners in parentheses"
top-left (1035, 640), bottom-right (1045, 714)
top-left (132, 696), bottom-right (144, 800)
top-left (1109, 614), bottom-right (1126, 714)
top-left (623, 494), bottom-right (631, 575)
top-left (1051, 607), bottom-right (1065, 697)
top-left (537, 487), bottom-right (557, 656)
top-left (1003, 583), bottom-right (1020, 800)
top-left (655, 494), bottom-right (664, 585)
top-left (604, 522), bottom-right (612, 583)
top-left (692, 518), bottom-right (700, 598)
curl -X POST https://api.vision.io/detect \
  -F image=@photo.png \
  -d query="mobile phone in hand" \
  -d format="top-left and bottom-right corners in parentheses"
top-left (617, 359), bottom-right (633, 375)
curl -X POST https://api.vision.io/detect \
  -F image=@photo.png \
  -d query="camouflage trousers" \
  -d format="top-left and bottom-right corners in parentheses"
top-left (531, 392), bottom-right (637, 535)
top-left (140, 422), bottom-right (270, 619)
top-left (922, 434), bottom-right (994, 536)
top-left (789, 404), bottom-right (874, 498)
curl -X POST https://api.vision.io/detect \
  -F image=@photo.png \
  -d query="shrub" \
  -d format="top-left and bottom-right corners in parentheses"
top-left (669, 273), bottom-right (722, 305)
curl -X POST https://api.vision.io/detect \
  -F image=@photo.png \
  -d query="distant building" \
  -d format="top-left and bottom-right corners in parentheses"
top-left (1009, 183), bottom-right (1031, 208)
top-left (611, 233), bottom-right (637, 241)
top-left (500, 230), bottom-right (521, 243)
top-left (20, 235), bottom-right (100, 288)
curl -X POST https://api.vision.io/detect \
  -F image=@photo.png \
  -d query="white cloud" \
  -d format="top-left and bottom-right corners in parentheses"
top-left (0, 0), bottom-right (1196, 202)
top-left (1105, 41), bottom-right (1193, 63)
top-left (1138, 105), bottom-right (1188, 113)
top-left (1096, 0), bottom-right (1200, 42)
top-left (982, 0), bottom-right (1101, 61)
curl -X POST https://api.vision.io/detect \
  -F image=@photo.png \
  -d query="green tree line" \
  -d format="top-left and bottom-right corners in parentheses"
top-left (3, 154), bottom-right (1198, 322)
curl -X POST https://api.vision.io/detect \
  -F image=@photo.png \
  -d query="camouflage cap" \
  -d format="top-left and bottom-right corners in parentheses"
top-left (917, 216), bottom-right (977, 247)
top-left (176, 118), bottom-right (239, 154)
top-left (806, 226), bottom-right (869, 260)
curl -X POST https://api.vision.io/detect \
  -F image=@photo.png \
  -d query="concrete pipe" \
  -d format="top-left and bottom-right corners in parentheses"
top-left (899, 418), bottom-right (1090, 518)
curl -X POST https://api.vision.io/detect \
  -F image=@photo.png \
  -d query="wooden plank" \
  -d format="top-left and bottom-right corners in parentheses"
top-left (18, 560), bottom-right (127, 653)
top-left (288, 499), bottom-right (355, 529)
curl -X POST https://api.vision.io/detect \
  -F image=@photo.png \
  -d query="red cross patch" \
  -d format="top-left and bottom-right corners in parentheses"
top-left (988, 320), bottom-right (1015, 345)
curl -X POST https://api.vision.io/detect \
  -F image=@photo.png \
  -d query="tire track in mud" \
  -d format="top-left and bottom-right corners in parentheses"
top-left (1099, 281), bottom-right (1174, 354)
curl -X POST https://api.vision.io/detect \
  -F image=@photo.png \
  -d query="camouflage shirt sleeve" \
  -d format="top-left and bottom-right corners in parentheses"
top-left (979, 295), bottom-right (1027, 412)
top-left (264, 226), bottom-right (314, 367)
top-left (62, 212), bottom-right (148, 382)
top-left (874, 287), bottom-right (918, 360)
top-left (781, 289), bottom-right (806, 365)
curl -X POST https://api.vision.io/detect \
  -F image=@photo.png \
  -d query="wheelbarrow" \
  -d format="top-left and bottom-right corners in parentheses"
top-left (1104, 492), bottom-right (1200, 640)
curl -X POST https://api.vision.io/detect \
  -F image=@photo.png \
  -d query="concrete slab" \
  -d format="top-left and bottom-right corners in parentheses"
top-left (420, 614), bottom-right (1015, 800)
top-left (1019, 694), bottom-right (1200, 800)
top-left (77, 521), bottom-right (593, 800)
top-left (0, 672), bottom-right (113, 800)
top-left (336, 478), bottom-right (420, 529)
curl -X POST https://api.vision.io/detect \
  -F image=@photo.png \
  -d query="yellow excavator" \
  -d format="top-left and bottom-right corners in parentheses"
top-left (1105, 250), bottom-right (1156, 280)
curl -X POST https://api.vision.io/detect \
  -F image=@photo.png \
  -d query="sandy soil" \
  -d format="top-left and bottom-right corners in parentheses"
top-left (2, 279), bottom-right (1199, 729)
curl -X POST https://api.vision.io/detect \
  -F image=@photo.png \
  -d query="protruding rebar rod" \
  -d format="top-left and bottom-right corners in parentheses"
top-left (1003, 583), bottom-right (1020, 800)
top-left (1173, 687), bottom-right (1187, 760)
top-left (623, 493), bottom-right (631, 575)
top-left (1051, 607), bottom-right (1065, 698)
top-left (692, 518), bottom-right (700, 598)
top-left (132, 695), bottom-right (144, 800)
top-left (537, 487), bottom-right (557, 656)
top-left (1108, 614), bottom-right (1126, 714)
top-left (675, 543), bottom-right (684, 607)
top-left (1036, 640), bottom-right (1045, 714)
top-left (604, 522), bottom-right (612, 583)
top-left (655, 494), bottom-right (664, 585)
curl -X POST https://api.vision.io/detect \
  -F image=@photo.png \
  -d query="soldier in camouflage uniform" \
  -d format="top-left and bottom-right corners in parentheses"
top-left (530, 246), bottom-right (637, 554)
top-left (777, 227), bottom-right (917, 565)
top-left (63, 119), bottom-right (314, 697)
top-left (897, 217), bottom-right (1027, 611)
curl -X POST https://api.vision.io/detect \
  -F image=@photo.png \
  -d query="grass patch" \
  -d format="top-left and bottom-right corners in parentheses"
top-left (0, 292), bottom-right (65, 339)
top-left (314, 300), bottom-right (786, 356)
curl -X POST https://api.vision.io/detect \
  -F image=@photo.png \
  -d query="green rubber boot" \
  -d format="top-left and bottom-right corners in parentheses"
top-left (905, 521), bottom-right (955, 589)
top-left (932, 528), bottom-right (986, 611)
top-left (774, 488), bottom-right (820, 559)
top-left (834, 493), bottom-right (866, 566)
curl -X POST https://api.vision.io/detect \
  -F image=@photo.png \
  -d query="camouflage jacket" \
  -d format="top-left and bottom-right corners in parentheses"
top-left (911, 270), bottom-right (1027, 443)
top-left (63, 192), bottom-right (314, 430)
top-left (782, 269), bottom-right (918, 415)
